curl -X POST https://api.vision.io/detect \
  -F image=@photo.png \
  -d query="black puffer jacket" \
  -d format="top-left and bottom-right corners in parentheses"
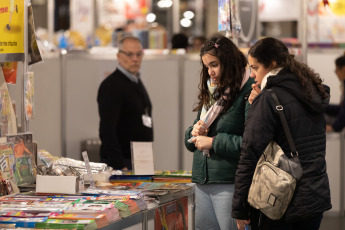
top-left (232, 68), bottom-right (332, 223)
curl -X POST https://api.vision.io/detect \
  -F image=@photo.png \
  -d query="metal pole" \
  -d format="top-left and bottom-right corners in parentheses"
top-left (47, 0), bottom-right (54, 44)
top-left (340, 130), bottom-right (345, 216)
top-left (178, 56), bottom-right (184, 170)
top-left (142, 211), bottom-right (148, 230)
top-left (194, 0), bottom-right (204, 36)
top-left (300, 0), bottom-right (308, 64)
top-left (172, 0), bottom-right (180, 34)
top-left (60, 49), bottom-right (67, 157)
top-left (22, 0), bottom-right (29, 133)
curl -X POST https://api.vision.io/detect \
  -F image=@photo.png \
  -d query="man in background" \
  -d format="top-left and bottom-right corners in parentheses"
top-left (325, 54), bottom-right (345, 132)
top-left (191, 36), bottom-right (206, 53)
top-left (171, 33), bottom-right (189, 50)
top-left (97, 36), bottom-right (153, 170)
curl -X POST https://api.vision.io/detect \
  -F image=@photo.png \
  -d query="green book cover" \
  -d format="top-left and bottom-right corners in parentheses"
top-left (36, 219), bottom-right (97, 230)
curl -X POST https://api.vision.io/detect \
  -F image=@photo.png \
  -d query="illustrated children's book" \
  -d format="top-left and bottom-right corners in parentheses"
top-left (155, 196), bottom-right (188, 230)
top-left (0, 142), bottom-right (15, 182)
top-left (6, 133), bottom-right (35, 186)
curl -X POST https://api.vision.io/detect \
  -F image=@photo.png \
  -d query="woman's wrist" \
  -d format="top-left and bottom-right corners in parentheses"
top-left (211, 136), bottom-right (215, 148)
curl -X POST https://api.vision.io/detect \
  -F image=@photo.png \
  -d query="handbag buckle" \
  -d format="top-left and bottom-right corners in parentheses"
top-left (276, 105), bottom-right (283, 111)
top-left (291, 151), bottom-right (298, 157)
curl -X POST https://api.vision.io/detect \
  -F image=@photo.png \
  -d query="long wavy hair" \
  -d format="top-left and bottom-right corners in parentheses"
top-left (193, 34), bottom-right (247, 112)
top-left (248, 37), bottom-right (328, 100)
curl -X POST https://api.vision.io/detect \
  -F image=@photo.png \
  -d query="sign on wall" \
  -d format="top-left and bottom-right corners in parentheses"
top-left (0, 0), bottom-right (24, 62)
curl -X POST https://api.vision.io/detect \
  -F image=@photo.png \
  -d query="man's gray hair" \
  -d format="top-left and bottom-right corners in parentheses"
top-left (118, 36), bottom-right (142, 50)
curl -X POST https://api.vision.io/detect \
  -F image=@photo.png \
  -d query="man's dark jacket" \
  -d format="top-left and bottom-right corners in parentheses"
top-left (97, 69), bottom-right (153, 169)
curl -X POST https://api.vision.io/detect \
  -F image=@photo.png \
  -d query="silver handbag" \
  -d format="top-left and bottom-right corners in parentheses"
top-left (247, 89), bottom-right (303, 220)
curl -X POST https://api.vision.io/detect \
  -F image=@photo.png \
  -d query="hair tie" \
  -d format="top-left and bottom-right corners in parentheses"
top-left (214, 43), bottom-right (219, 48)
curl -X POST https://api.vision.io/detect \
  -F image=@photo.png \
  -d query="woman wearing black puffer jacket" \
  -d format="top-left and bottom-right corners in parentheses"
top-left (232, 37), bottom-right (332, 230)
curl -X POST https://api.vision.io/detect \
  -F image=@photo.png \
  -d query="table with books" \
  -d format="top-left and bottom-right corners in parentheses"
top-left (0, 150), bottom-right (195, 230)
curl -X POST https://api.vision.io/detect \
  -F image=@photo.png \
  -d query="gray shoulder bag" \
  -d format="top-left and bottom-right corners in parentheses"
top-left (247, 89), bottom-right (303, 220)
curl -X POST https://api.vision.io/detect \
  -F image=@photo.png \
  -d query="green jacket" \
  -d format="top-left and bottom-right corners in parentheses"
top-left (184, 78), bottom-right (254, 184)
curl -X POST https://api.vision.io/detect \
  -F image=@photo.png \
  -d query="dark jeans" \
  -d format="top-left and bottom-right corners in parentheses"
top-left (251, 211), bottom-right (323, 230)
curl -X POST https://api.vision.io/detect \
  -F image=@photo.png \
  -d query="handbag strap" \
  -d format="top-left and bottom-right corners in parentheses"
top-left (267, 89), bottom-right (298, 157)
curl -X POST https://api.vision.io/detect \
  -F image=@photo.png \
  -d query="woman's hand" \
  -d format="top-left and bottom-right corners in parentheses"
top-left (326, 125), bottom-right (334, 132)
top-left (191, 120), bottom-right (208, 136)
top-left (248, 82), bottom-right (261, 104)
top-left (236, 219), bottom-right (250, 230)
top-left (191, 135), bottom-right (213, 151)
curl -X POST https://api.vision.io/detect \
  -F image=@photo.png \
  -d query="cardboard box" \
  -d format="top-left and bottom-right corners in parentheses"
top-left (36, 175), bottom-right (84, 194)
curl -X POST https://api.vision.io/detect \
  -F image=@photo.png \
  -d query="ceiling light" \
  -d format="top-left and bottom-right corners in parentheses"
top-left (180, 18), bottom-right (192, 27)
top-left (183, 11), bottom-right (194, 19)
top-left (146, 13), bottom-right (156, 23)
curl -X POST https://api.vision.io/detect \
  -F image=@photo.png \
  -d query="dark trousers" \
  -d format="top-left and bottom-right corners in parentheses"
top-left (251, 211), bottom-right (323, 230)
top-left (101, 158), bottom-right (132, 170)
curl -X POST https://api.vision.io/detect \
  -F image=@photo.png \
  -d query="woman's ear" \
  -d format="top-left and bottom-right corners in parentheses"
top-left (270, 61), bottom-right (277, 70)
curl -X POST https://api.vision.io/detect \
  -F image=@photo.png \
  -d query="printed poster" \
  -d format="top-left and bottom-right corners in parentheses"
top-left (218, 0), bottom-right (231, 32)
top-left (125, 0), bottom-right (149, 20)
top-left (70, 0), bottom-right (94, 40)
top-left (317, 0), bottom-right (345, 43)
top-left (0, 0), bottom-right (24, 62)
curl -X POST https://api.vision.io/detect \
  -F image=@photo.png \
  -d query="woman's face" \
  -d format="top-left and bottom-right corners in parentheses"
top-left (202, 53), bottom-right (221, 85)
top-left (248, 55), bottom-right (272, 85)
top-left (335, 65), bottom-right (345, 81)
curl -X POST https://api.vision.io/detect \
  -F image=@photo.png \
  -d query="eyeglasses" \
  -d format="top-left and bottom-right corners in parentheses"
top-left (119, 50), bottom-right (144, 58)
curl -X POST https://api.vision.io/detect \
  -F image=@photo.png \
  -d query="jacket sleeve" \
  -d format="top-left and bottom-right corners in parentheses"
top-left (211, 99), bottom-right (251, 160)
top-left (325, 104), bottom-right (340, 116)
top-left (331, 100), bottom-right (345, 132)
top-left (232, 92), bottom-right (278, 219)
top-left (184, 112), bottom-right (201, 152)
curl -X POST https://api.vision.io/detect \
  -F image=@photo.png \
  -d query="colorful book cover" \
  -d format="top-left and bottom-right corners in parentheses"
top-left (27, 4), bottom-right (42, 65)
top-left (36, 219), bottom-right (97, 230)
top-left (109, 174), bottom-right (153, 183)
top-left (95, 195), bottom-right (130, 202)
top-left (0, 216), bottom-right (48, 228)
top-left (0, 71), bottom-right (17, 137)
top-left (37, 149), bottom-right (59, 167)
top-left (137, 182), bottom-right (194, 190)
top-left (0, 142), bottom-right (15, 182)
top-left (64, 203), bottom-right (114, 214)
top-left (2, 212), bottom-right (59, 218)
top-left (50, 213), bottom-right (106, 220)
top-left (7, 132), bottom-right (35, 185)
top-left (1, 62), bottom-right (17, 84)
top-left (155, 196), bottom-right (188, 230)
top-left (114, 200), bottom-right (131, 218)
top-left (24, 71), bottom-right (35, 120)
top-left (50, 214), bottom-right (108, 228)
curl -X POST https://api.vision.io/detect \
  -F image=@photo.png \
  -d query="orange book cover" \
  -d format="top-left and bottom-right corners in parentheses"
top-left (155, 196), bottom-right (188, 230)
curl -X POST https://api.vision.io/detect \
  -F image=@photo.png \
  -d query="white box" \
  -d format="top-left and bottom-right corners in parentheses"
top-left (36, 175), bottom-right (84, 194)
